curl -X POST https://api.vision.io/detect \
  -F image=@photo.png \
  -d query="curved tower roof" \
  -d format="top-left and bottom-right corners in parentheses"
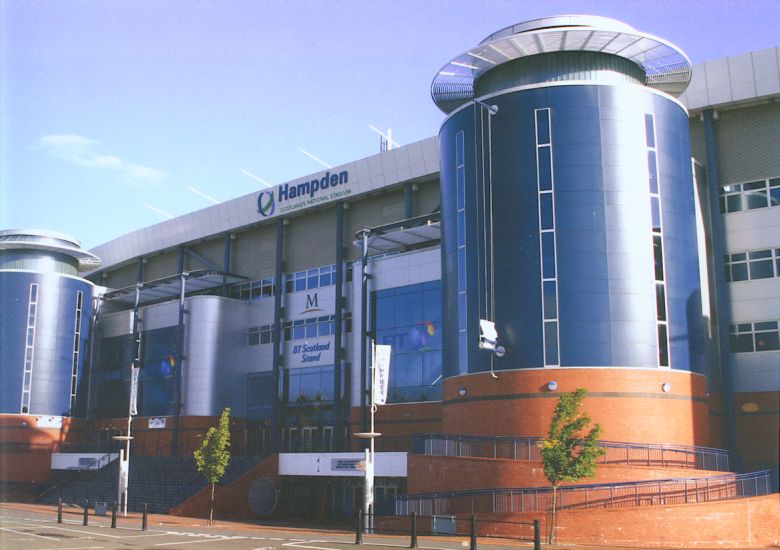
top-left (431, 15), bottom-right (691, 113)
top-left (0, 228), bottom-right (101, 270)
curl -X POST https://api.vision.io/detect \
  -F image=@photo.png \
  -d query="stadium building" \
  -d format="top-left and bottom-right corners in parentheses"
top-left (1, 15), bottom-right (778, 547)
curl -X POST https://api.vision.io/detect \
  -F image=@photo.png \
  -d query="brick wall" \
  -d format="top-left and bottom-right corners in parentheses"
top-left (441, 369), bottom-right (712, 446)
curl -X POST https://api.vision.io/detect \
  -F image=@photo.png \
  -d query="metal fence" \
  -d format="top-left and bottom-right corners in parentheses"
top-left (414, 433), bottom-right (731, 471)
top-left (392, 470), bottom-right (772, 516)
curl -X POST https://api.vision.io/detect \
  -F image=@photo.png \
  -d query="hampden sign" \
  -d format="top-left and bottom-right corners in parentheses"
top-left (257, 170), bottom-right (351, 217)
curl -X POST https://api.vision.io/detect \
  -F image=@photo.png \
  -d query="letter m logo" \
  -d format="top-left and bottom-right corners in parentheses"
top-left (306, 293), bottom-right (319, 309)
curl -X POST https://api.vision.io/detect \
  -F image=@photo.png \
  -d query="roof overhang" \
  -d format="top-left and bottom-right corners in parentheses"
top-left (101, 269), bottom-right (247, 307)
top-left (354, 212), bottom-right (441, 256)
top-left (432, 15), bottom-right (691, 113)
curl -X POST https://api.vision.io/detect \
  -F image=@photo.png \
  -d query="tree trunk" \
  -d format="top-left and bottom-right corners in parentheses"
top-left (550, 484), bottom-right (558, 544)
top-left (209, 482), bottom-right (215, 526)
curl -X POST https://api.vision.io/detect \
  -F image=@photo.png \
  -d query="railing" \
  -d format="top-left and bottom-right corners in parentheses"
top-left (66, 453), bottom-right (115, 471)
top-left (391, 470), bottom-right (773, 516)
top-left (414, 434), bottom-right (731, 471)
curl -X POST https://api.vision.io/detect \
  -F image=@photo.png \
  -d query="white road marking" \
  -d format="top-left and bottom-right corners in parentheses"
top-left (154, 539), bottom-right (228, 546)
top-left (0, 526), bottom-right (58, 541)
top-left (1, 519), bottom-right (124, 539)
top-left (283, 540), bottom-right (343, 550)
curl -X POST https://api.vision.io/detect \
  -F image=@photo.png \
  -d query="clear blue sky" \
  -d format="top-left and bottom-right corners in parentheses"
top-left (2, 0), bottom-right (777, 250)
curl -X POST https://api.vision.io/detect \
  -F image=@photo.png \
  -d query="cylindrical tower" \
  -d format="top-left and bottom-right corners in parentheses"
top-left (0, 229), bottom-right (101, 416)
top-left (436, 16), bottom-right (710, 445)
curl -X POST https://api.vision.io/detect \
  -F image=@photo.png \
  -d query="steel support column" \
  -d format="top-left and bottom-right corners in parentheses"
top-left (334, 203), bottom-right (345, 450)
top-left (172, 248), bottom-right (186, 456)
top-left (703, 109), bottom-right (738, 468)
top-left (271, 219), bottom-right (285, 453)
top-left (222, 233), bottom-right (232, 296)
top-left (359, 230), bottom-right (369, 437)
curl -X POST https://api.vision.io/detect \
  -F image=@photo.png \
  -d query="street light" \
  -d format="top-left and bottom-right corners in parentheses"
top-left (353, 340), bottom-right (391, 533)
top-left (113, 362), bottom-right (139, 516)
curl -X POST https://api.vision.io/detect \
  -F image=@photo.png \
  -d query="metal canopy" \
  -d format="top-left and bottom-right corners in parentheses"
top-left (355, 213), bottom-right (441, 256)
top-left (102, 269), bottom-right (247, 307)
top-left (432, 15), bottom-right (692, 113)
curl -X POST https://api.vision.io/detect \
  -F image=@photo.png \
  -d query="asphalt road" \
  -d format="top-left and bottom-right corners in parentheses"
top-left (0, 506), bottom-right (537, 550)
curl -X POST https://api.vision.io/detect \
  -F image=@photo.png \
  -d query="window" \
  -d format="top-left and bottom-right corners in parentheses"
top-left (21, 283), bottom-right (39, 414)
top-left (285, 264), bottom-right (338, 294)
top-left (646, 113), bottom-right (669, 367)
top-left (248, 325), bottom-right (274, 346)
top-left (725, 248), bottom-right (780, 282)
top-left (69, 291), bottom-right (84, 414)
top-left (283, 316), bottom-right (337, 341)
top-left (536, 108), bottom-right (559, 367)
top-left (719, 177), bottom-right (780, 213)
top-left (455, 131), bottom-right (468, 374)
top-left (729, 321), bottom-right (780, 352)
top-left (282, 364), bottom-right (338, 403)
top-left (374, 281), bottom-right (442, 403)
top-left (233, 277), bottom-right (275, 301)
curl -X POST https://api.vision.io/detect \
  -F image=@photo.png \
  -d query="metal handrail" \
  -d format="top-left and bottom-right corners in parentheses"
top-left (413, 433), bottom-right (731, 471)
top-left (391, 470), bottom-right (773, 515)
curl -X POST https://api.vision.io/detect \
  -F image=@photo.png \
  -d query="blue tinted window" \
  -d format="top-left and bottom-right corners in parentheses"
top-left (644, 114), bottom-right (655, 148)
top-left (653, 235), bottom-right (664, 281)
top-left (458, 293), bottom-right (467, 327)
top-left (651, 198), bottom-right (661, 232)
top-left (458, 247), bottom-right (466, 292)
top-left (542, 232), bottom-right (556, 279)
top-left (536, 109), bottom-right (550, 145)
top-left (395, 291), bottom-right (421, 327)
top-left (657, 324), bottom-right (669, 366)
top-left (294, 275), bottom-right (306, 292)
top-left (373, 282), bottom-right (442, 403)
top-left (543, 281), bottom-right (557, 320)
top-left (538, 147), bottom-right (552, 191)
top-left (456, 131), bottom-right (464, 166)
top-left (457, 169), bottom-right (465, 210)
top-left (648, 151), bottom-right (658, 194)
top-left (423, 285), bottom-right (442, 324)
top-left (376, 294), bottom-right (395, 330)
top-left (544, 321), bottom-right (559, 365)
top-left (540, 193), bottom-right (554, 230)
top-left (656, 283), bottom-right (667, 321)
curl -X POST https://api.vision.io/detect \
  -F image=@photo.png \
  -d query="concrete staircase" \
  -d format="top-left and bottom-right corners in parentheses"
top-left (39, 454), bottom-right (265, 514)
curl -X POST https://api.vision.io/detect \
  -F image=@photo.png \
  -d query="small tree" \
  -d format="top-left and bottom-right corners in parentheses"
top-left (194, 407), bottom-right (232, 525)
top-left (541, 389), bottom-right (603, 543)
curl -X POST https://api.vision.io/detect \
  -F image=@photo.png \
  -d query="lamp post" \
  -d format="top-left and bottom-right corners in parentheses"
top-left (113, 362), bottom-right (138, 516)
top-left (354, 340), bottom-right (391, 533)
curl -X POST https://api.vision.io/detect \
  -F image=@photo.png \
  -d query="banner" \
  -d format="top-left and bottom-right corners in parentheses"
top-left (129, 366), bottom-right (140, 416)
top-left (373, 344), bottom-right (392, 406)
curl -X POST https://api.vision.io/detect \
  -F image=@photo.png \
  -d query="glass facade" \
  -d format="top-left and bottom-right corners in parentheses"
top-left (94, 327), bottom-right (177, 418)
top-left (375, 281), bottom-right (442, 403)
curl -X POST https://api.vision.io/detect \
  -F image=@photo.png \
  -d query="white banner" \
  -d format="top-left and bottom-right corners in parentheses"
top-left (373, 344), bottom-right (392, 406)
top-left (129, 366), bottom-right (140, 416)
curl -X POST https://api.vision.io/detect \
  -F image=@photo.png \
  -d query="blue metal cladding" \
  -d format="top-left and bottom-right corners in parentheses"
top-left (0, 271), bottom-right (94, 415)
top-left (440, 84), bottom-right (706, 378)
